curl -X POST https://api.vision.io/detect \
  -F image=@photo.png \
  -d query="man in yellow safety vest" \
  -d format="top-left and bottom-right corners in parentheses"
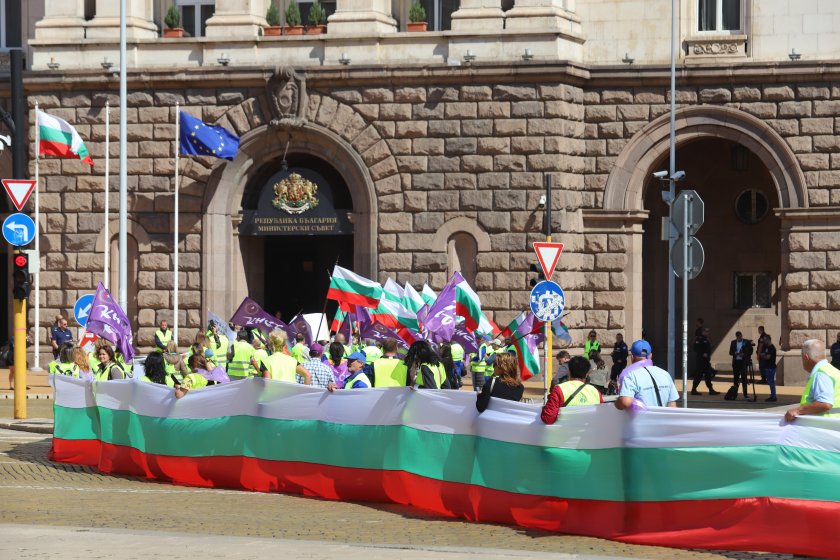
top-left (785, 338), bottom-right (840, 421)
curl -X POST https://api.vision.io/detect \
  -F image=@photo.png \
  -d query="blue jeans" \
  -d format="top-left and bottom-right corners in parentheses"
top-left (762, 367), bottom-right (777, 398)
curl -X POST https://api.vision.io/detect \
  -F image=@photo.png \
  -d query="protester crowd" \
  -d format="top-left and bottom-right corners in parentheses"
top-left (44, 314), bottom-right (840, 423)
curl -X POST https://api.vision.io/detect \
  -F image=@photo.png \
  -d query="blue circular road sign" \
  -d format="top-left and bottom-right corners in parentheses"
top-left (2, 213), bottom-right (36, 247)
top-left (74, 294), bottom-right (95, 327)
top-left (530, 281), bottom-right (566, 322)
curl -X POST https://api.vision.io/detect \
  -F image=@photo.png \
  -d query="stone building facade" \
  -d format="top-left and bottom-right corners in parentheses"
top-left (4, 0), bottom-right (840, 382)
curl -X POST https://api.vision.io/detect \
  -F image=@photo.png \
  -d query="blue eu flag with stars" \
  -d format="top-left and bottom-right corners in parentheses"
top-left (179, 112), bottom-right (240, 160)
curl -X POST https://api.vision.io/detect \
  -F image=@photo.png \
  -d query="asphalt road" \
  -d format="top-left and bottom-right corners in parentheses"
top-left (0, 428), bottom-right (815, 560)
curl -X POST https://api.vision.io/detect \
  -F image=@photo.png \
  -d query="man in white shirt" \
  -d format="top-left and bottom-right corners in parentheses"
top-left (615, 340), bottom-right (679, 410)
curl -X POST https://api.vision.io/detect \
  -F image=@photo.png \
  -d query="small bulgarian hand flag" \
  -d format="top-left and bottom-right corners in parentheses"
top-left (36, 109), bottom-right (93, 166)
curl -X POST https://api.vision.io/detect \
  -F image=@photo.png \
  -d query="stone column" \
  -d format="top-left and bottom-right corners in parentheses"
top-left (504, 0), bottom-right (581, 33)
top-left (327, 0), bottom-right (397, 34)
top-left (449, 0), bottom-right (504, 31)
top-left (86, 0), bottom-right (158, 39)
top-left (205, 0), bottom-right (268, 38)
top-left (34, 0), bottom-right (87, 40)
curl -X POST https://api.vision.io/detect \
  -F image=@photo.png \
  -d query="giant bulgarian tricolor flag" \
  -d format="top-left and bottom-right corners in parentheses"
top-left (51, 375), bottom-right (840, 558)
top-left (37, 109), bottom-right (94, 166)
top-left (327, 265), bottom-right (383, 309)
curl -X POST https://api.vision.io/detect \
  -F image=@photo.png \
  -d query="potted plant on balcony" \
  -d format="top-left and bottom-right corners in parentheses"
top-left (163, 5), bottom-right (184, 38)
top-left (264, 2), bottom-right (282, 36)
top-left (285, 0), bottom-right (304, 35)
top-left (407, 0), bottom-right (427, 32)
top-left (307, 0), bottom-right (327, 34)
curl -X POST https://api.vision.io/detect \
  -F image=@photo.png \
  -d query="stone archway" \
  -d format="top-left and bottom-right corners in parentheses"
top-left (596, 105), bottom-right (808, 352)
top-left (201, 111), bottom-right (385, 316)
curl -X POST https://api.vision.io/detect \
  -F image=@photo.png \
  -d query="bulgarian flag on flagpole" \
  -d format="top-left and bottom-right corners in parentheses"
top-left (327, 265), bottom-right (383, 309)
top-left (455, 281), bottom-right (492, 334)
top-left (371, 298), bottom-right (420, 332)
top-left (330, 307), bottom-right (346, 333)
top-left (402, 283), bottom-right (426, 315)
top-left (36, 109), bottom-right (94, 166)
top-left (501, 310), bottom-right (544, 340)
top-left (511, 333), bottom-right (541, 381)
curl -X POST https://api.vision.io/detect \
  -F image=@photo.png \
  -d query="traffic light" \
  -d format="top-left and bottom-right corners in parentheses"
top-left (12, 252), bottom-right (30, 300)
top-left (529, 263), bottom-right (545, 287)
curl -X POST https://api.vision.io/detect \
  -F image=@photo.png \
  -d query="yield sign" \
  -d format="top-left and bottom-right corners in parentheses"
top-left (1, 179), bottom-right (36, 211)
top-left (533, 242), bottom-right (564, 281)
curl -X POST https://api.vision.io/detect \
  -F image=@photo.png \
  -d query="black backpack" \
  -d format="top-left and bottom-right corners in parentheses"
top-left (724, 385), bottom-right (738, 401)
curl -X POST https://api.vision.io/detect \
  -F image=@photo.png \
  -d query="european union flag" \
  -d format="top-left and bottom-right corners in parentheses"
top-left (179, 112), bottom-right (240, 160)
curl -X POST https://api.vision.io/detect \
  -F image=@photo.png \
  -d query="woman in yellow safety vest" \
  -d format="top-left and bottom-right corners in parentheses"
top-left (404, 340), bottom-right (448, 390)
top-left (139, 351), bottom-right (189, 398)
top-left (49, 342), bottom-right (80, 378)
top-left (94, 345), bottom-right (126, 381)
top-left (259, 330), bottom-right (312, 384)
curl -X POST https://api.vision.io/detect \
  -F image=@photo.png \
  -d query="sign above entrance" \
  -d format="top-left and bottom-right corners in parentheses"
top-left (239, 167), bottom-right (354, 236)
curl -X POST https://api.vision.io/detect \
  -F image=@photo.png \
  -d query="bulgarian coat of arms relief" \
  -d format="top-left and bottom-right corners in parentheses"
top-left (272, 173), bottom-right (320, 214)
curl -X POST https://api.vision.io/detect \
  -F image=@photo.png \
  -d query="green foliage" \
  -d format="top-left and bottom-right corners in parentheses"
top-left (285, 0), bottom-right (302, 26)
top-left (408, 0), bottom-right (426, 23)
top-left (164, 5), bottom-right (181, 29)
top-left (266, 3), bottom-right (281, 26)
top-left (308, 0), bottom-right (327, 26)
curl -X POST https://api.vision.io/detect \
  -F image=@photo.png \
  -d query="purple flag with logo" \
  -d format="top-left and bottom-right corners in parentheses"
top-left (85, 282), bottom-right (135, 362)
top-left (359, 321), bottom-right (409, 351)
top-left (422, 272), bottom-right (464, 342)
top-left (450, 324), bottom-right (479, 354)
top-left (229, 297), bottom-right (287, 334)
top-left (290, 313), bottom-right (313, 346)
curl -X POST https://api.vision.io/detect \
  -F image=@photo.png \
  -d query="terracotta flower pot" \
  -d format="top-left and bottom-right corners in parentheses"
top-left (284, 25), bottom-right (304, 35)
top-left (407, 22), bottom-right (428, 32)
top-left (163, 28), bottom-right (184, 38)
top-left (264, 26), bottom-right (282, 36)
top-left (306, 25), bottom-right (326, 35)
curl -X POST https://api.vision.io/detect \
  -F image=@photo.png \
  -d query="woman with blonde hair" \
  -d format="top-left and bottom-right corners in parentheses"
top-left (73, 347), bottom-right (94, 381)
top-left (476, 352), bottom-right (524, 413)
top-left (258, 329), bottom-right (312, 384)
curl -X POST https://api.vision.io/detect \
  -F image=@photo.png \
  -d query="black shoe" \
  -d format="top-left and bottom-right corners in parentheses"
top-left (690, 390), bottom-right (701, 396)
top-left (765, 397), bottom-right (777, 402)
top-left (709, 390), bottom-right (721, 396)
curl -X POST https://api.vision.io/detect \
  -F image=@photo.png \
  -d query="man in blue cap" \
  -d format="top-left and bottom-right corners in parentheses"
top-left (328, 351), bottom-right (371, 391)
top-left (615, 340), bottom-right (678, 410)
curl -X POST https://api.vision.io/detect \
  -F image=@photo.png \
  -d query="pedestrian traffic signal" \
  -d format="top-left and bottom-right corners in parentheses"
top-left (529, 263), bottom-right (545, 287)
top-left (12, 252), bottom-right (30, 300)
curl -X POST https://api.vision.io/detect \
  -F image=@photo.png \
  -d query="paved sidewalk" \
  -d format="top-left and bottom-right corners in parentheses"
top-left (0, 524), bottom-right (646, 560)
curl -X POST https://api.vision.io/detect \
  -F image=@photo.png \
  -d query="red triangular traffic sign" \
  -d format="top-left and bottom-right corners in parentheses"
top-left (2, 179), bottom-right (36, 211)
top-left (533, 242), bottom-right (564, 281)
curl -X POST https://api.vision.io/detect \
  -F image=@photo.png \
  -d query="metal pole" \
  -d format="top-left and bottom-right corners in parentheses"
top-left (13, 297), bottom-right (26, 419)
top-left (174, 105), bottom-right (180, 346)
top-left (118, 0), bottom-right (128, 312)
top-left (33, 102), bottom-right (41, 371)
top-left (10, 49), bottom-right (24, 180)
top-left (544, 174), bottom-right (552, 403)
top-left (667, 0), bottom-right (677, 377)
top-left (104, 102), bottom-right (110, 288)
top-left (682, 195), bottom-right (689, 408)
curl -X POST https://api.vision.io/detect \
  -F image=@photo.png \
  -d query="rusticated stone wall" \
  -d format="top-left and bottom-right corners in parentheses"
top-left (18, 69), bottom-right (840, 357)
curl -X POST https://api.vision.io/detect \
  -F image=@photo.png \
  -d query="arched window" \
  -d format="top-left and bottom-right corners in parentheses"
top-left (447, 232), bottom-right (477, 285)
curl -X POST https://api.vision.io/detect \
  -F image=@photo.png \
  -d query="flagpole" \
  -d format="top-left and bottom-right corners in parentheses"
top-left (118, 0), bottom-right (128, 314)
top-left (104, 102), bottom-right (110, 288)
top-left (173, 104), bottom-right (180, 346)
top-left (33, 102), bottom-right (41, 371)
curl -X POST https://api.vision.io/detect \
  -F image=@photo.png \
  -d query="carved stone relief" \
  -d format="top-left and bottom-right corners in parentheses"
top-left (266, 66), bottom-right (308, 127)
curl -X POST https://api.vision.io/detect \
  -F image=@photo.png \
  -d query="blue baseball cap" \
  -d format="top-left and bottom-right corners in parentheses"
top-left (630, 340), bottom-right (652, 357)
top-left (347, 351), bottom-right (367, 364)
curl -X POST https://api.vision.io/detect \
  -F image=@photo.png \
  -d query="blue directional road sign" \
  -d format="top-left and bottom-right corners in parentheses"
top-left (2, 213), bottom-right (36, 247)
top-left (530, 281), bottom-right (566, 323)
top-left (74, 294), bottom-right (95, 327)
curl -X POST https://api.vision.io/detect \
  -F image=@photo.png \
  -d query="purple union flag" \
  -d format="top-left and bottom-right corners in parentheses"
top-left (85, 282), bottom-right (136, 362)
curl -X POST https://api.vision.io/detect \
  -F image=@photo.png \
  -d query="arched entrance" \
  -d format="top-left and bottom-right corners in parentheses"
top-left (202, 122), bottom-right (377, 318)
top-left (600, 105), bottom-right (808, 376)
top-left (238, 152), bottom-right (355, 319)
top-left (641, 138), bottom-right (782, 369)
